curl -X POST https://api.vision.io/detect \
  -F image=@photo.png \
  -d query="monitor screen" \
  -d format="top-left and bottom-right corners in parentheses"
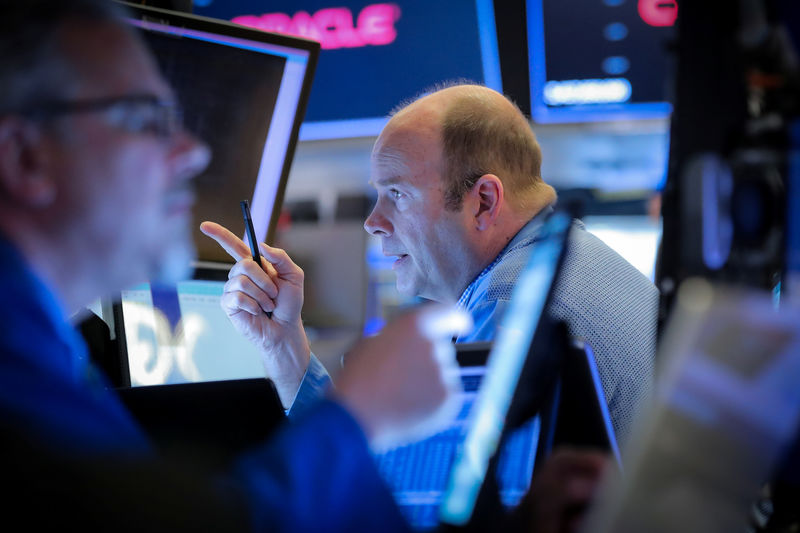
top-left (527, 0), bottom-right (676, 123)
top-left (439, 210), bottom-right (572, 526)
top-left (192, 0), bottom-right (502, 140)
top-left (122, 3), bottom-right (319, 262)
top-left (117, 272), bottom-right (265, 387)
top-left (582, 215), bottom-right (662, 281)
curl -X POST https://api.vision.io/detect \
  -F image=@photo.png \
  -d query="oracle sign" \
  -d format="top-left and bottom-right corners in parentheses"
top-left (638, 0), bottom-right (678, 27)
top-left (193, 0), bottom-right (498, 139)
top-left (232, 3), bottom-right (402, 50)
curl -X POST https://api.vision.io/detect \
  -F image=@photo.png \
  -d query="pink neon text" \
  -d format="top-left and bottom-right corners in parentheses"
top-left (232, 3), bottom-right (402, 50)
top-left (638, 0), bottom-right (678, 27)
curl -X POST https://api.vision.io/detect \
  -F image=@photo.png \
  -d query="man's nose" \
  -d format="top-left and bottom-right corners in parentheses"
top-left (170, 130), bottom-right (211, 182)
top-left (364, 203), bottom-right (392, 236)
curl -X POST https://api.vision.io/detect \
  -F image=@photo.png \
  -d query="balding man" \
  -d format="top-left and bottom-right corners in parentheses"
top-left (205, 83), bottom-right (659, 447)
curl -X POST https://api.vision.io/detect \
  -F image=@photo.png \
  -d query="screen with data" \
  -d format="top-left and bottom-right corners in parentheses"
top-left (528, 0), bottom-right (677, 123)
top-left (119, 280), bottom-right (265, 387)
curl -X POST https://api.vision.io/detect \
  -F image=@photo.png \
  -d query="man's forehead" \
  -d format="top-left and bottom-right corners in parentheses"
top-left (370, 129), bottom-right (446, 191)
top-left (60, 20), bottom-right (172, 99)
top-left (372, 145), bottom-right (410, 178)
top-left (373, 111), bottom-right (441, 158)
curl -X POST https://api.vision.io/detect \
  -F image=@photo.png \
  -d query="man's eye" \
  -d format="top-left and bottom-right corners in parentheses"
top-left (106, 104), bottom-right (160, 136)
top-left (390, 189), bottom-right (403, 200)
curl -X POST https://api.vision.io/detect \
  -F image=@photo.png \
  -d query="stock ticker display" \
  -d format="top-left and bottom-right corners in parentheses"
top-left (528, 0), bottom-right (678, 123)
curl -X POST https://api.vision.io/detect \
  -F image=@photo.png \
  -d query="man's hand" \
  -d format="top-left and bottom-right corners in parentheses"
top-left (517, 447), bottom-right (611, 533)
top-left (199, 221), bottom-right (310, 409)
top-left (332, 304), bottom-right (473, 451)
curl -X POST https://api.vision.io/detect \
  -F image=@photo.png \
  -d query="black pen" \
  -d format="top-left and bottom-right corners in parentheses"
top-left (241, 199), bottom-right (262, 265)
top-left (240, 200), bottom-right (272, 317)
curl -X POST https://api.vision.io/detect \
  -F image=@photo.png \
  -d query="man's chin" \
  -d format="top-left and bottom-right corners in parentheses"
top-left (394, 276), bottom-right (420, 300)
top-left (151, 236), bottom-right (196, 285)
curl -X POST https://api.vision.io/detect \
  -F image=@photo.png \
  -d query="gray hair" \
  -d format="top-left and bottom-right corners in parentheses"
top-left (0, 0), bottom-right (128, 115)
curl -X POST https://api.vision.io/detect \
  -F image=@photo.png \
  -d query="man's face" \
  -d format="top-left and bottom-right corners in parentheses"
top-left (49, 21), bottom-right (210, 288)
top-left (364, 119), bottom-right (477, 303)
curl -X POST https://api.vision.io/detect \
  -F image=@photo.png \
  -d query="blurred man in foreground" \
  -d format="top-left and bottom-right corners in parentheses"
top-left (0, 1), bottom-right (469, 530)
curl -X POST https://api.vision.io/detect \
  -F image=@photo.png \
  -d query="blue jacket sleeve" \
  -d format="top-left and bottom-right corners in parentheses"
top-left (287, 353), bottom-right (332, 419)
top-left (233, 398), bottom-right (411, 533)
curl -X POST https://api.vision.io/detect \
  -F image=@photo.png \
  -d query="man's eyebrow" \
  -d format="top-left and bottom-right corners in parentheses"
top-left (369, 176), bottom-right (406, 188)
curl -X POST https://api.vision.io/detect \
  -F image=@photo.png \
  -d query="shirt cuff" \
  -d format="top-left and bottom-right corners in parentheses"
top-left (286, 353), bottom-right (331, 420)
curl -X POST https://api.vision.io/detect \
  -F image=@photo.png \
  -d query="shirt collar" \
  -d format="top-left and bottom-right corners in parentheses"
top-left (456, 205), bottom-right (555, 309)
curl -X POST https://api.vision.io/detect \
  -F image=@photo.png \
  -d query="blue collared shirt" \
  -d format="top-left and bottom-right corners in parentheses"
top-left (456, 207), bottom-right (554, 341)
top-left (455, 209), bottom-right (659, 446)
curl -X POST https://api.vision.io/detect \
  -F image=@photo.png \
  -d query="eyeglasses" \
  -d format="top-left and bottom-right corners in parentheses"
top-left (22, 94), bottom-right (184, 139)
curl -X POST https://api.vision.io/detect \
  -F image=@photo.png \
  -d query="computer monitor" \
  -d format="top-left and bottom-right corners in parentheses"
top-left (112, 265), bottom-right (286, 464)
top-left (113, 265), bottom-right (267, 388)
top-left (527, 0), bottom-right (676, 123)
top-left (120, 2), bottom-right (319, 262)
top-left (547, 339), bottom-right (622, 466)
top-left (192, 0), bottom-right (502, 140)
top-left (373, 210), bottom-right (578, 531)
top-left (108, 4), bottom-right (319, 386)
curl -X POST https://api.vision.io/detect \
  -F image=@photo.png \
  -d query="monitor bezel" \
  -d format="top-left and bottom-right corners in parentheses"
top-left (118, 1), bottom-right (320, 246)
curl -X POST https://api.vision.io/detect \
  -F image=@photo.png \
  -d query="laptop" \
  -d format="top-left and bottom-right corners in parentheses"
top-left (117, 376), bottom-right (286, 469)
top-left (113, 264), bottom-right (287, 466)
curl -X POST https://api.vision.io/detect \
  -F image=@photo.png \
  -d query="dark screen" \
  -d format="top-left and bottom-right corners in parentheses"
top-left (529, 0), bottom-right (676, 122)
top-left (194, 0), bottom-right (494, 135)
top-left (141, 30), bottom-right (286, 262)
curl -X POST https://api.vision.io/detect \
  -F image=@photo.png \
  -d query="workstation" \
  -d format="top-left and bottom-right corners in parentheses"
top-left (90, 0), bottom-right (669, 384)
top-left (2, 0), bottom-right (799, 531)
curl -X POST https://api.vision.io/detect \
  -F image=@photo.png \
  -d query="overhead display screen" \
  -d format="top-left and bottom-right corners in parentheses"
top-left (528, 0), bottom-right (677, 123)
top-left (193, 0), bottom-right (502, 140)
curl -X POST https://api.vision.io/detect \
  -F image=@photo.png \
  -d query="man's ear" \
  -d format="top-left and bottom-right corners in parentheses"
top-left (468, 174), bottom-right (504, 231)
top-left (0, 117), bottom-right (56, 207)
